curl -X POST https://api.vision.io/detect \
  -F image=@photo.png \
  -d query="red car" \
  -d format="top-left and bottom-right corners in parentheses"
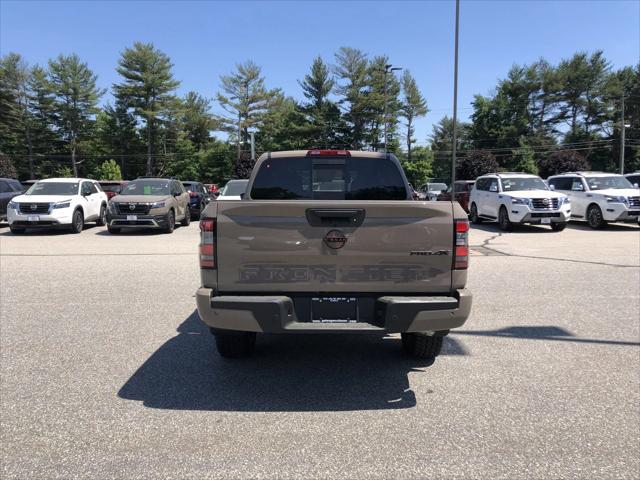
top-left (437, 180), bottom-right (475, 213)
top-left (204, 183), bottom-right (219, 196)
top-left (98, 180), bottom-right (127, 200)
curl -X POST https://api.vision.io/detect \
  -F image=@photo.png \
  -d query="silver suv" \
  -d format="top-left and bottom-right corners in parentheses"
top-left (107, 178), bottom-right (190, 234)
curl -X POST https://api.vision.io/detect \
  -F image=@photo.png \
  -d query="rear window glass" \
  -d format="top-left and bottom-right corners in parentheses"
top-left (100, 184), bottom-right (122, 193)
top-left (250, 157), bottom-right (407, 200)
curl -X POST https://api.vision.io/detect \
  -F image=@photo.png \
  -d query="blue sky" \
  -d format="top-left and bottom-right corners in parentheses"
top-left (1, 0), bottom-right (638, 144)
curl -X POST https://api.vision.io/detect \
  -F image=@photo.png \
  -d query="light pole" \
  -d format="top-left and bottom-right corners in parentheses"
top-left (451, 0), bottom-right (460, 194)
top-left (383, 64), bottom-right (402, 152)
top-left (620, 94), bottom-right (630, 174)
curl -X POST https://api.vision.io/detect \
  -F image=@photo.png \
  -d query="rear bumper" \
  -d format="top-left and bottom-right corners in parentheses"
top-left (196, 288), bottom-right (472, 334)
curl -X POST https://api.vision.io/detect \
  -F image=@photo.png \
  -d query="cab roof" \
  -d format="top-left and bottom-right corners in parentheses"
top-left (478, 172), bottom-right (540, 178)
top-left (262, 150), bottom-right (394, 160)
top-left (550, 171), bottom-right (619, 178)
top-left (38, 177), bottom-right (91, 182)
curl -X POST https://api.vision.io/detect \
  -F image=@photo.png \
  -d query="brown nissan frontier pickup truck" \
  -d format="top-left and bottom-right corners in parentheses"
top-left (196, 150), bottom-right (472, 359)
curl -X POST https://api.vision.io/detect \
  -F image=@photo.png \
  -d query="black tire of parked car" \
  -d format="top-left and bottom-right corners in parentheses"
top-left (587, 204), bottom-right (606, 229)
top-left (401, 332), bottom-right (443, 359)
top-left (181, 206), bottom-right (191, 226)
top-left (470, 203), bottom-right (482, 224)
top-left (164, 209), bottom-right (175, 234)
top-left (498, 206), bottom-right (513, 231)
top-left (70, 209), bottom-right (84, 234)
top-left (96, 205), bottom-right (107, 226)
top-left (551, 222), bottom-right (567, 231)
top-left (9, 226), bottom-right (25, 234)
top-left (212, 329), bottom-right (256, 358)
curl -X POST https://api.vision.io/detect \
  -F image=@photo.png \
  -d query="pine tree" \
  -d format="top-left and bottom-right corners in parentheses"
top-left (48, 53), bottom-right (103, 176)
top-left (114, 42), bottom-right (180, 175)
top-left (333, 47), bottom-right (369, 149)
top-left (400, 70), bottom-right (428, 160)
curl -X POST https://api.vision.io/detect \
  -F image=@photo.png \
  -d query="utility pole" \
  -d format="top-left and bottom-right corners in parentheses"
top-left (620, 94), bottom-right (625, 174)
top-left (383, 64), bottom-right (402, 152)
top-left (451, 0), bottom-right (460, 194)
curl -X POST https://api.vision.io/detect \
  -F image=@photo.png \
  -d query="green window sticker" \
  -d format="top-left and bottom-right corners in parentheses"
top-left (143, 185), bottom-right (152, 195)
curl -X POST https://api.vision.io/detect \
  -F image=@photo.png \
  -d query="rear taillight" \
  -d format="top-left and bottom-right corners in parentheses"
top-left (454, 219), bottom-right (469, 270)
top-left (199, 218), bottom-right (216, 269)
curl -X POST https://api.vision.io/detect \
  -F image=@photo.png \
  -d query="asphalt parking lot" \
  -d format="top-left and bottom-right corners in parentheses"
top-left (1, 221), bottom-right (639, 479)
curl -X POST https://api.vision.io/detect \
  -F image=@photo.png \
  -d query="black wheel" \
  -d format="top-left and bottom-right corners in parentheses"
top-left (107, 225), bottom-right (121, 234)
top-left (469, 203), bottom-right (482, 224)
top-left (212, 330), bottom-right (256, 358)
top-left (181, 206), bottom-right (191, 226)
top-left (551, 222), bottom-right (567, 231)
top-left (70, 209), bottom-right (84, 233)
top-left (164, 209), bottom-right (175, 234)
top-left (9, 226), bottom-right (25, 234)
top-left (498, 206), bottom-right (513, 231)
top-left (401, 333), bottom-right (443, 359)
top-left (96, 205), bottom-right (107, 226)
top-left (587, 204), bottom-right (606, 229)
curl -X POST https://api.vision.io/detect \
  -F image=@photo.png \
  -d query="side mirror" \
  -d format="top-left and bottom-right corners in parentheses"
top-left (239, 193), bottom-right (245, 199)
top-left (634, 183), bottom-right (639, 188)
top-left (549, 184), bottom-right (555, 191)
top-left (489, 185), bottom-right (498, 192)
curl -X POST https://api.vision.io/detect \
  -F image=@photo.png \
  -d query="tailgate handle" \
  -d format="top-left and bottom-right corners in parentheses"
top-left (305, 208), bottom-right (366, 227)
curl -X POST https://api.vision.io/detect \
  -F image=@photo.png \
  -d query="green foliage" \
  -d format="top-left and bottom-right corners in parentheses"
top-left (0, 153), bottom-right (18, 178)
top-left (511, 139), bottom-right (538, 174)
top-left (457, 151), bottom-right (499, 180)
top-left (95, 159), bottom-right (122, 180)
top-left (538, 150), bottom-right (589, 178)
top-left (55, 165), bottom-right (74, 178)
top-left (401, 70), bottom-right (428, 160)
top-left (401, 159), bottom-right (433, 187)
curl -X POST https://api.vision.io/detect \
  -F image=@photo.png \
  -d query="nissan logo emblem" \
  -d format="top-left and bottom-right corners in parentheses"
top-left (129, 204), bottom-right (136, 211)
top-left (30, 204), bottom-right (37, 211)
top-left (324, 229), bottom-right (347, 249)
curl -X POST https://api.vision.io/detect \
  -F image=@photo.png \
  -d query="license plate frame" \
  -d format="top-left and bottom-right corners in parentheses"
top-left (127, 215), bottom-right (137, 221)
top-left (311, 297), bottom-right (358, 324)
top-left (27, 215), bottom-right (40, 222)
top-left (541, 217), bottom-right (551, 224)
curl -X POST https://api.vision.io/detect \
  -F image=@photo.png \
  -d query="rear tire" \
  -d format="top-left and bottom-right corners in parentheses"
top-left (212, 330), bottom-right (256, 358)
top-left (551, 222), bottom-right (567, 231)
top-left (587, 204), bottom-right (606, 229)
top-left (96, 205), bottom-right (107, 226)
top-left (498, 206), bottom-right (513, 231)
top-left (164, 209), bottom-right (175, 234)
top-left (70, 209), bottom-right (84, 234)
top-left (470, 203), bottom-right (482, 224)
top-left (401, 333), bottom-right (443, 359)
top-left (181, 207), bottom-right (191, 226)
top-left (9, 226), bottom-right (25, 234)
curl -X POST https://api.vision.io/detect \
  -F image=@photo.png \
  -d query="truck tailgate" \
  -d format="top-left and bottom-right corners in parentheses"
top-left (216, 200), bottom-right (454, 293)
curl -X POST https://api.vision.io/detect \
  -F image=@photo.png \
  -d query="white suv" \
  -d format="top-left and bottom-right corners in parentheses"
top-left (547, 172), bottom-right (640, 228)
top-left (469, 173), bottom-right (571, 231)
top-left (7, 178), bottom-right (108, 234)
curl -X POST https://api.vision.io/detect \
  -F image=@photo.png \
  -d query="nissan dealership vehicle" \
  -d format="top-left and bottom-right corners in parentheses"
top-left (107, 178), bottom-right (190, 233)
top-left (7, 178), bottom-right (108, 234)
top-left (196, 150), bottom-right (472, 359)
top-left (547, 172), bottom-right (640, 228)
top-left (0, 178), bottom-right (24, 221)
top-left (469, 173), bottom-right (571, 231)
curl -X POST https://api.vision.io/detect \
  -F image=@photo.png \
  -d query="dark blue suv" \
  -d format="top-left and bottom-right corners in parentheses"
top-left (182, 181), bottom-right (211, 219)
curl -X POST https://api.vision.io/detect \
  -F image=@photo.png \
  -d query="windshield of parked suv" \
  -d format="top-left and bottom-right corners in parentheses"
top-left (501, 177), bottom-right (548, 192)
top-left (585, 176), bottom-right (633, 190)
top-left (428, 183), bottom-right (447, 192)
top-left (26, 182), bottom-right (79, 196)
top-left (221, 180), bottom-right (248, 196)
top-left (120, 180), bottom-right (171, 195)
top-left (251, 157), bottom-right (407, 200)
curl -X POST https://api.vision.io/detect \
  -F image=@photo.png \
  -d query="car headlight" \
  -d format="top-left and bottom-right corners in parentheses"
top-left (108, 202), bottom-right (116, 212)
top-left (511, 197), bottom-right (530, 205)
top-left (559, 196), bottom-right (570, 205)
top-left (52, 201), bottom-right (71, 209)
top-left (8, 200), bottom-right (19, 210)
top-left (149, 201), bottom-right (165, 209)
top-left (605, 195), bottom-right (628, 204)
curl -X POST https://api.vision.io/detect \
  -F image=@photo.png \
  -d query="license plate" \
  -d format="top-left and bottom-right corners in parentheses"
top-left (541, 217), bottom-right (551, 224)
top-left (27, 215), bottom-right (40, 222)
top-left (311, 297), bottom-right (357, 323)
top-left (127, 215), bottom-right (137, 221)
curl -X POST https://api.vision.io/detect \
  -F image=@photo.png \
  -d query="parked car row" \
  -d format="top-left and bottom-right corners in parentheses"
top-left (4, 177), bottom-right (249, 235)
